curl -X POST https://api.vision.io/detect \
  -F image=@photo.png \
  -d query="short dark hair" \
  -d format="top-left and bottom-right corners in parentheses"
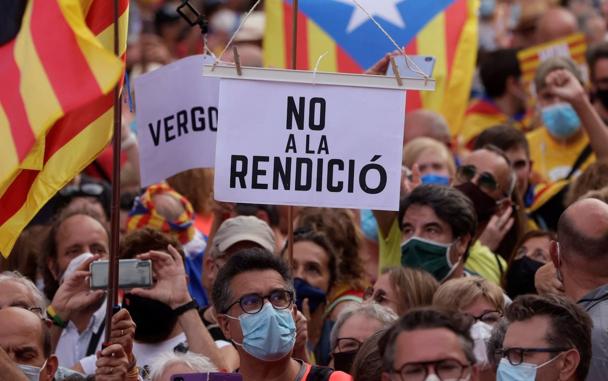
top-left (505, 294), bottom-right (592, 381)
top-left (558, 209), bottom-right (608, 260)
top-left (281, 227), bottom-right (338, 288)
top-left (119, 228), bottom-right (183, 260)
top-left (379, 308), bottom-right (476, 372)
top-left (352, 329), bottom-right (388, 381)
top-left (474, 125), bottom-right (530, 156)
top-left (41, 208), bottom-right (109, 300)
top-left (211, 248), bottom-right (294, 314)
top-left (586, 42), bottom-right (608, 81)
top-left (398, 185), bottom-right (478, 240)
top-left (479, 49), bottom-right (521, 98)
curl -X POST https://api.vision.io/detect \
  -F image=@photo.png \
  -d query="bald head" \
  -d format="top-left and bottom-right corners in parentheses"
top-left (403, 110), bottom-right (450, 146)
top-left (536, 7), bottom-right (578, 44)
top-left (153, 194), bottom-right (185, 221)
top-left (0, 307), bottom-right (50, 361)
top-left (558, 198), bottom-right (608, 261)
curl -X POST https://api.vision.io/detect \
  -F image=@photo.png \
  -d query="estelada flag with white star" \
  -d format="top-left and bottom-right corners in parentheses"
top-left (264, 0), bottom-right (479, 135)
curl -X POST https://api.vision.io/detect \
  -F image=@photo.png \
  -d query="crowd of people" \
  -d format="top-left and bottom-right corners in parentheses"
top-left (3, 0), bottom-right (608, 380)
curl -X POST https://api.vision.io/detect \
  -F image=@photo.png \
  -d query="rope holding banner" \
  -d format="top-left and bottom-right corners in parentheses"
top-left (212, 0), bottom-right (263, 70)
top-left (350, 0), bottom-right (430, 81)
top-left (312, 52), bottom-right (329, 85)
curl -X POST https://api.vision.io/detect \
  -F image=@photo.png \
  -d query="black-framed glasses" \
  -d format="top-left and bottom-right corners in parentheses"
top-left (495, 347), bottom-right (571, 366)
top-left (392, 359), bottom-right (472, 381)
top-left (223, 289), bottom-right (294, 314)
top-left (467, 310), bottom-right (503, 325)
top-left (456, 165), bottom-right (499, 193)
top-left (334, 337), bottom-right (363, 353)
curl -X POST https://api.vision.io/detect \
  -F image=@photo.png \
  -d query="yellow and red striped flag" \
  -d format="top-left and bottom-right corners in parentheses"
top-left (0, 0), bottom-right (129, 256)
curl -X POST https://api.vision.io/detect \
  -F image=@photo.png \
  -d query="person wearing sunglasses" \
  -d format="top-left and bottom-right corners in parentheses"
top-left (380, 308), bottom-right (479, 381)
top-left (213, 248), bottom-right (351, 381)
top-left (497, 294), bottom-right (592, 381)
top-left (453, 146), bottom-right (516, 286)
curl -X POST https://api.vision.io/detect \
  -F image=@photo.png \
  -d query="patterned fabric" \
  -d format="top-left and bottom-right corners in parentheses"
top-left (128, 183), bottom-right (196, 245)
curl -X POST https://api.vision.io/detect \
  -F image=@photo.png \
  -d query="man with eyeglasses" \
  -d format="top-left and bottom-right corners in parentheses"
top-left (380, 308), bottom-right (479, 381)
top-left (212, 248), bottom-right (351, 381)
top-left (496, 294), bottom-right (591, 381)
top-left (0, 271), bottom-right (46, 317)
top-left (453, 145), bottom-right (515, 285)
top-left (329, 303), bottom-right (397, 373)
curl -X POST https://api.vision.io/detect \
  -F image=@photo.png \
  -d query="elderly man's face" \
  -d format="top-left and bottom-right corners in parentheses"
top-left (0, 307), bottom-right (57, 381)
top-left (0, 281), bottom-right (42, 316)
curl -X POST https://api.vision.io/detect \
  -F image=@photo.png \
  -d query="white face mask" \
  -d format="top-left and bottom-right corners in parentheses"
top-left (16, 359), bottom-right (47, 381)
top-left (470, 321), bottom-right (494, 366)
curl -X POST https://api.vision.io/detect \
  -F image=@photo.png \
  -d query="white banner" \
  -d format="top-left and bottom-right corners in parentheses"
top-left (214, 79), bottom-right (405, 211)
top-left (135, 55), bottom-right (219, 187)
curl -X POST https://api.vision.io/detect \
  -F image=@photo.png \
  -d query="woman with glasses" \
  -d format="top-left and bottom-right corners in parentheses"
top-left (364, 267), bottom-right (438, 316)
top-left (329, 304), bottom-right (397, 373)
top-left (433, 276), bottom-right (506, 327)
top-left (432, 276), bottom-right (506, 380)
top-left (403, 137), bottom-right (456, 186)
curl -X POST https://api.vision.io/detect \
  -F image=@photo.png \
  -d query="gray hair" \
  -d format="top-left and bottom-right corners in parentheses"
top-left (0, 271), bottom-right (47, 311)
top-left (330, 303), bottom-right (398, 351)
top-left (149, 352), bottom-right (217, 381)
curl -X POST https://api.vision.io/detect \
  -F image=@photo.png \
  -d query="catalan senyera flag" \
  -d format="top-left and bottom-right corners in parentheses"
top-left (264, 0), bottom-right (479, 135)
top-left (0, 0), bottom-right (129, 256)
top-left (517, 33), bottom-right (587, 88)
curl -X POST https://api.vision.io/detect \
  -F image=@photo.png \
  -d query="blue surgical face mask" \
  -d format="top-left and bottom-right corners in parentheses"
top-left (497, 355), bottom-right (561, 381)
top-left (542, 103), bottom-right (581, 140)
top-left (17, 359), bottom-right (46, 381)
top-left (479, 0), bottom-right (496, 18)
top-left (421, 173), bottom-right (450, 186)
top-left (226, 302), bottom-right (296, 361)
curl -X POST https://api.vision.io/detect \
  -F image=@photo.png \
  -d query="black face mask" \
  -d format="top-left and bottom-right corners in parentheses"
top-left (595, 89), bottom-right (608, 109)
top-left (454, 182), bottom-right (498, 225)
top-left (505, 256), bottom-right (544, 299)
top-left (294, 277), bottom-right (327, 314)
top-left (333, 349), bottom-right (358, 373)
top-left (124, 293), bottom-right (178, 344)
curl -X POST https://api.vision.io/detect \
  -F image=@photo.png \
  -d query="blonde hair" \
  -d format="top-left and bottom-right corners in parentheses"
top-left (383, 267), bottom-right (439, 315)
top-left (433, 276), bottom-right (505, 313)
top-left (403, 137), bottom-right (456, 176)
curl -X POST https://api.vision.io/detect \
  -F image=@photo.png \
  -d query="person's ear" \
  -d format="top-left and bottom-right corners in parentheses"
top-left (381, 372), bottom-right (393, 381)
top-left (215, 311), bottom-right (234, 340)
top-left (558, 349), bottom-right (580, 380)
top-left (454, 234), bottom-right (471, 260)
top-left (498, 197), bottom-right (512, 213)
top-left (42, 355), bottom-right (58, 381)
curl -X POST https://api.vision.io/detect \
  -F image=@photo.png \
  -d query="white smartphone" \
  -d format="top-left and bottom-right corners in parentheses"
top-left (89, 259), bottom-right (153, 290)
top-left (386, 55), bottom-right (436, 78)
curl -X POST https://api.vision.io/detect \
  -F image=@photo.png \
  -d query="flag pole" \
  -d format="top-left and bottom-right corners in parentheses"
top-left (287, 0), bottom-right (299, 264)
top-left (105, 0), bottom-right (123, 343)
